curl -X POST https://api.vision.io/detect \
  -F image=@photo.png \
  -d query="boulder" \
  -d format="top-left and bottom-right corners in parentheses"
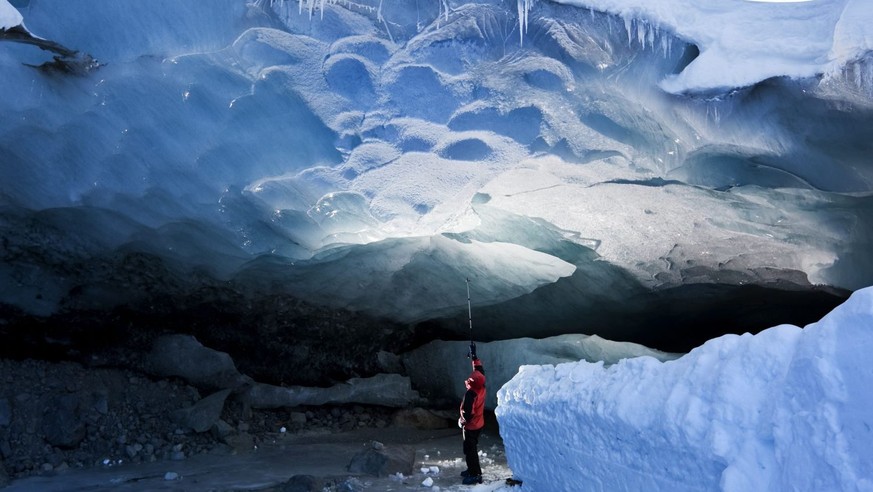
top-left (347, 444), bottom-right (415, 477)
top-left (243, 373), bottom-right (421, 409)
top-left (145, 335), bottom-right (252, 390)
top-left (173, 389), bottom-right (232, 433)
top-left (278, 474), bottom-right (322, 492)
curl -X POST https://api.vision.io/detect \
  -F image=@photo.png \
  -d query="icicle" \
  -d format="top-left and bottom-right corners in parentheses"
top-left (660, 35), bottom-right (671, 59)
top-left (517, 0), bottom-right (533, 46)
top-left (436, 0), bottom-right (450, 29)
top-left (517, 0), bottom-right (525, 46)
top-left (320, 0), bottom-right (325, 20)
top-left (637, 20), bottom-right (646, 49)
top-left (375, 0), bottom-right (394, 43)
top-left (624, 17), bottom-right (633, 47)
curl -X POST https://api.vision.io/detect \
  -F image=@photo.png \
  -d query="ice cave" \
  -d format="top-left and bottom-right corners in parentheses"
top-left (1, 0), bottom-right (872, 490)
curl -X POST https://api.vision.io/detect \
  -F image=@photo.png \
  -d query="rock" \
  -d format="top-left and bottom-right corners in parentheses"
top-left (391, 407), bottom-right (452, 430)
top-left (172, 389), bottom-right (232, 433)
top-left (91, 391), bottom-right (109, 415)
top-left (243, 374), bottom-right (421, 409)
top-left (422, 476), bottom-right (434, 487)
top-left (164, 471), bottom-right (179, 480)
top-left (211, 419), bottom-right (235, 441)
top-left (145, 335), bottom-right (253, 390)
top-left (224, 432), bottom-right (255, 454)
top-left (0, 397), bottom-right (10, 427)
top-left (278, 474), bottom-right (321, 492)
top-left (125, 445), bottom-right (138, 459)
top-left (43, 394), bottom-right (86, 448)
top-left (346, 444), bottom-right (415, 477)
top-left (335, 477), bottom-right (365, 492)
top-left (376, 351), bottom-right (404, 374)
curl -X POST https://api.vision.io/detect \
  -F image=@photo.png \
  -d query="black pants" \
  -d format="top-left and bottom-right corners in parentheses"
top-left (463, 427), bottom-right (482, 476)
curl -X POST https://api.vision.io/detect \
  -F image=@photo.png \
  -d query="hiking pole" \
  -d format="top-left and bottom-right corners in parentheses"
top-left (466, 277), bottom-right (474, 358)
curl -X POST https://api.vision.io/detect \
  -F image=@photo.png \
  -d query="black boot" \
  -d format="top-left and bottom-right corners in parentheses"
top-left (462, 474), bottom-right (483, 485)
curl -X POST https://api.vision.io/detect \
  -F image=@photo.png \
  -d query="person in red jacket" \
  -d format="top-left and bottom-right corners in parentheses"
top-left (459, 342), bottom-right (486, 485)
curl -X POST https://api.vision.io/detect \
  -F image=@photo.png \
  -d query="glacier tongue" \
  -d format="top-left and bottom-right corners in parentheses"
top-left (0, 0), bottom-right (870, 355)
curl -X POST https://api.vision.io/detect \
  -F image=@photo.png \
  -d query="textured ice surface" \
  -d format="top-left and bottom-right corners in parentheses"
top-left (0, 0), bottom-right (871, 334)
top-left (497, 286), bottom-right (873, 491)
top-left (536, 0), bottom-right (873, 93)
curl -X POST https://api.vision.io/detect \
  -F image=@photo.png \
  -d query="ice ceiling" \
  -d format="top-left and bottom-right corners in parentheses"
top-left (1, 0), bottom-right (872, 362)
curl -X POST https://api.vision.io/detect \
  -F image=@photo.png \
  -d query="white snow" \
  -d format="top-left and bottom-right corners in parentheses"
top-left (0, 0), bottom-right (22, 30)
top-left (530, 0), bottom-right (873, 93)
top-left (496, 286), bottom-right (873, 491)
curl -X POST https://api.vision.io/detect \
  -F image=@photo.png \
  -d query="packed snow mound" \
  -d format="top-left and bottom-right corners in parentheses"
top-left (496, 286), bottom-right (873, 491)
top-left (538, 0), bottom-right (873, 93)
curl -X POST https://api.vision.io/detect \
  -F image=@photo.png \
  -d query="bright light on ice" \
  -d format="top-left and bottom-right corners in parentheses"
top-left (497, 286), bottom-right (873, 491)
top-left (0, 0), bottom-right (23, 30)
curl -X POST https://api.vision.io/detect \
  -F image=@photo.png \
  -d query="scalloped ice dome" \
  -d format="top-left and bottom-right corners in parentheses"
top-left (0, 0), bottom-right (871, 356)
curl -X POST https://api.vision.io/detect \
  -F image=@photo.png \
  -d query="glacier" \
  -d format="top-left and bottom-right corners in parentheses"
top-left (0, 0), bottom-right (872, 364)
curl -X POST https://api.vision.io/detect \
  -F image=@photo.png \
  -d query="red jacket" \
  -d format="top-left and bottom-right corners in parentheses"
top-left (460, 358), bottom-right (486, 431)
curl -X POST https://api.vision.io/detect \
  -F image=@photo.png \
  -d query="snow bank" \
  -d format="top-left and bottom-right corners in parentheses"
top-left (1, 0), bottom-right (22, 30)
top-left (536, 0), bottom-right (873, 93)
top-left (496, 286), bottom-right (873, 491)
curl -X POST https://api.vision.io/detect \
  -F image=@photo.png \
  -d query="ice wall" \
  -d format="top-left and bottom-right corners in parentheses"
top-left (496, 286), bottom-right (873, 491)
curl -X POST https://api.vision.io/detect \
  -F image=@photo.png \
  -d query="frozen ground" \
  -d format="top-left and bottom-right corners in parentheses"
top-left (3, 424), bottom-right (512, 491)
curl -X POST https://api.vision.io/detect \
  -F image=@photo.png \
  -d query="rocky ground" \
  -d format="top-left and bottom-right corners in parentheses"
top-left (0, 357), bottom-right (508, 491)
